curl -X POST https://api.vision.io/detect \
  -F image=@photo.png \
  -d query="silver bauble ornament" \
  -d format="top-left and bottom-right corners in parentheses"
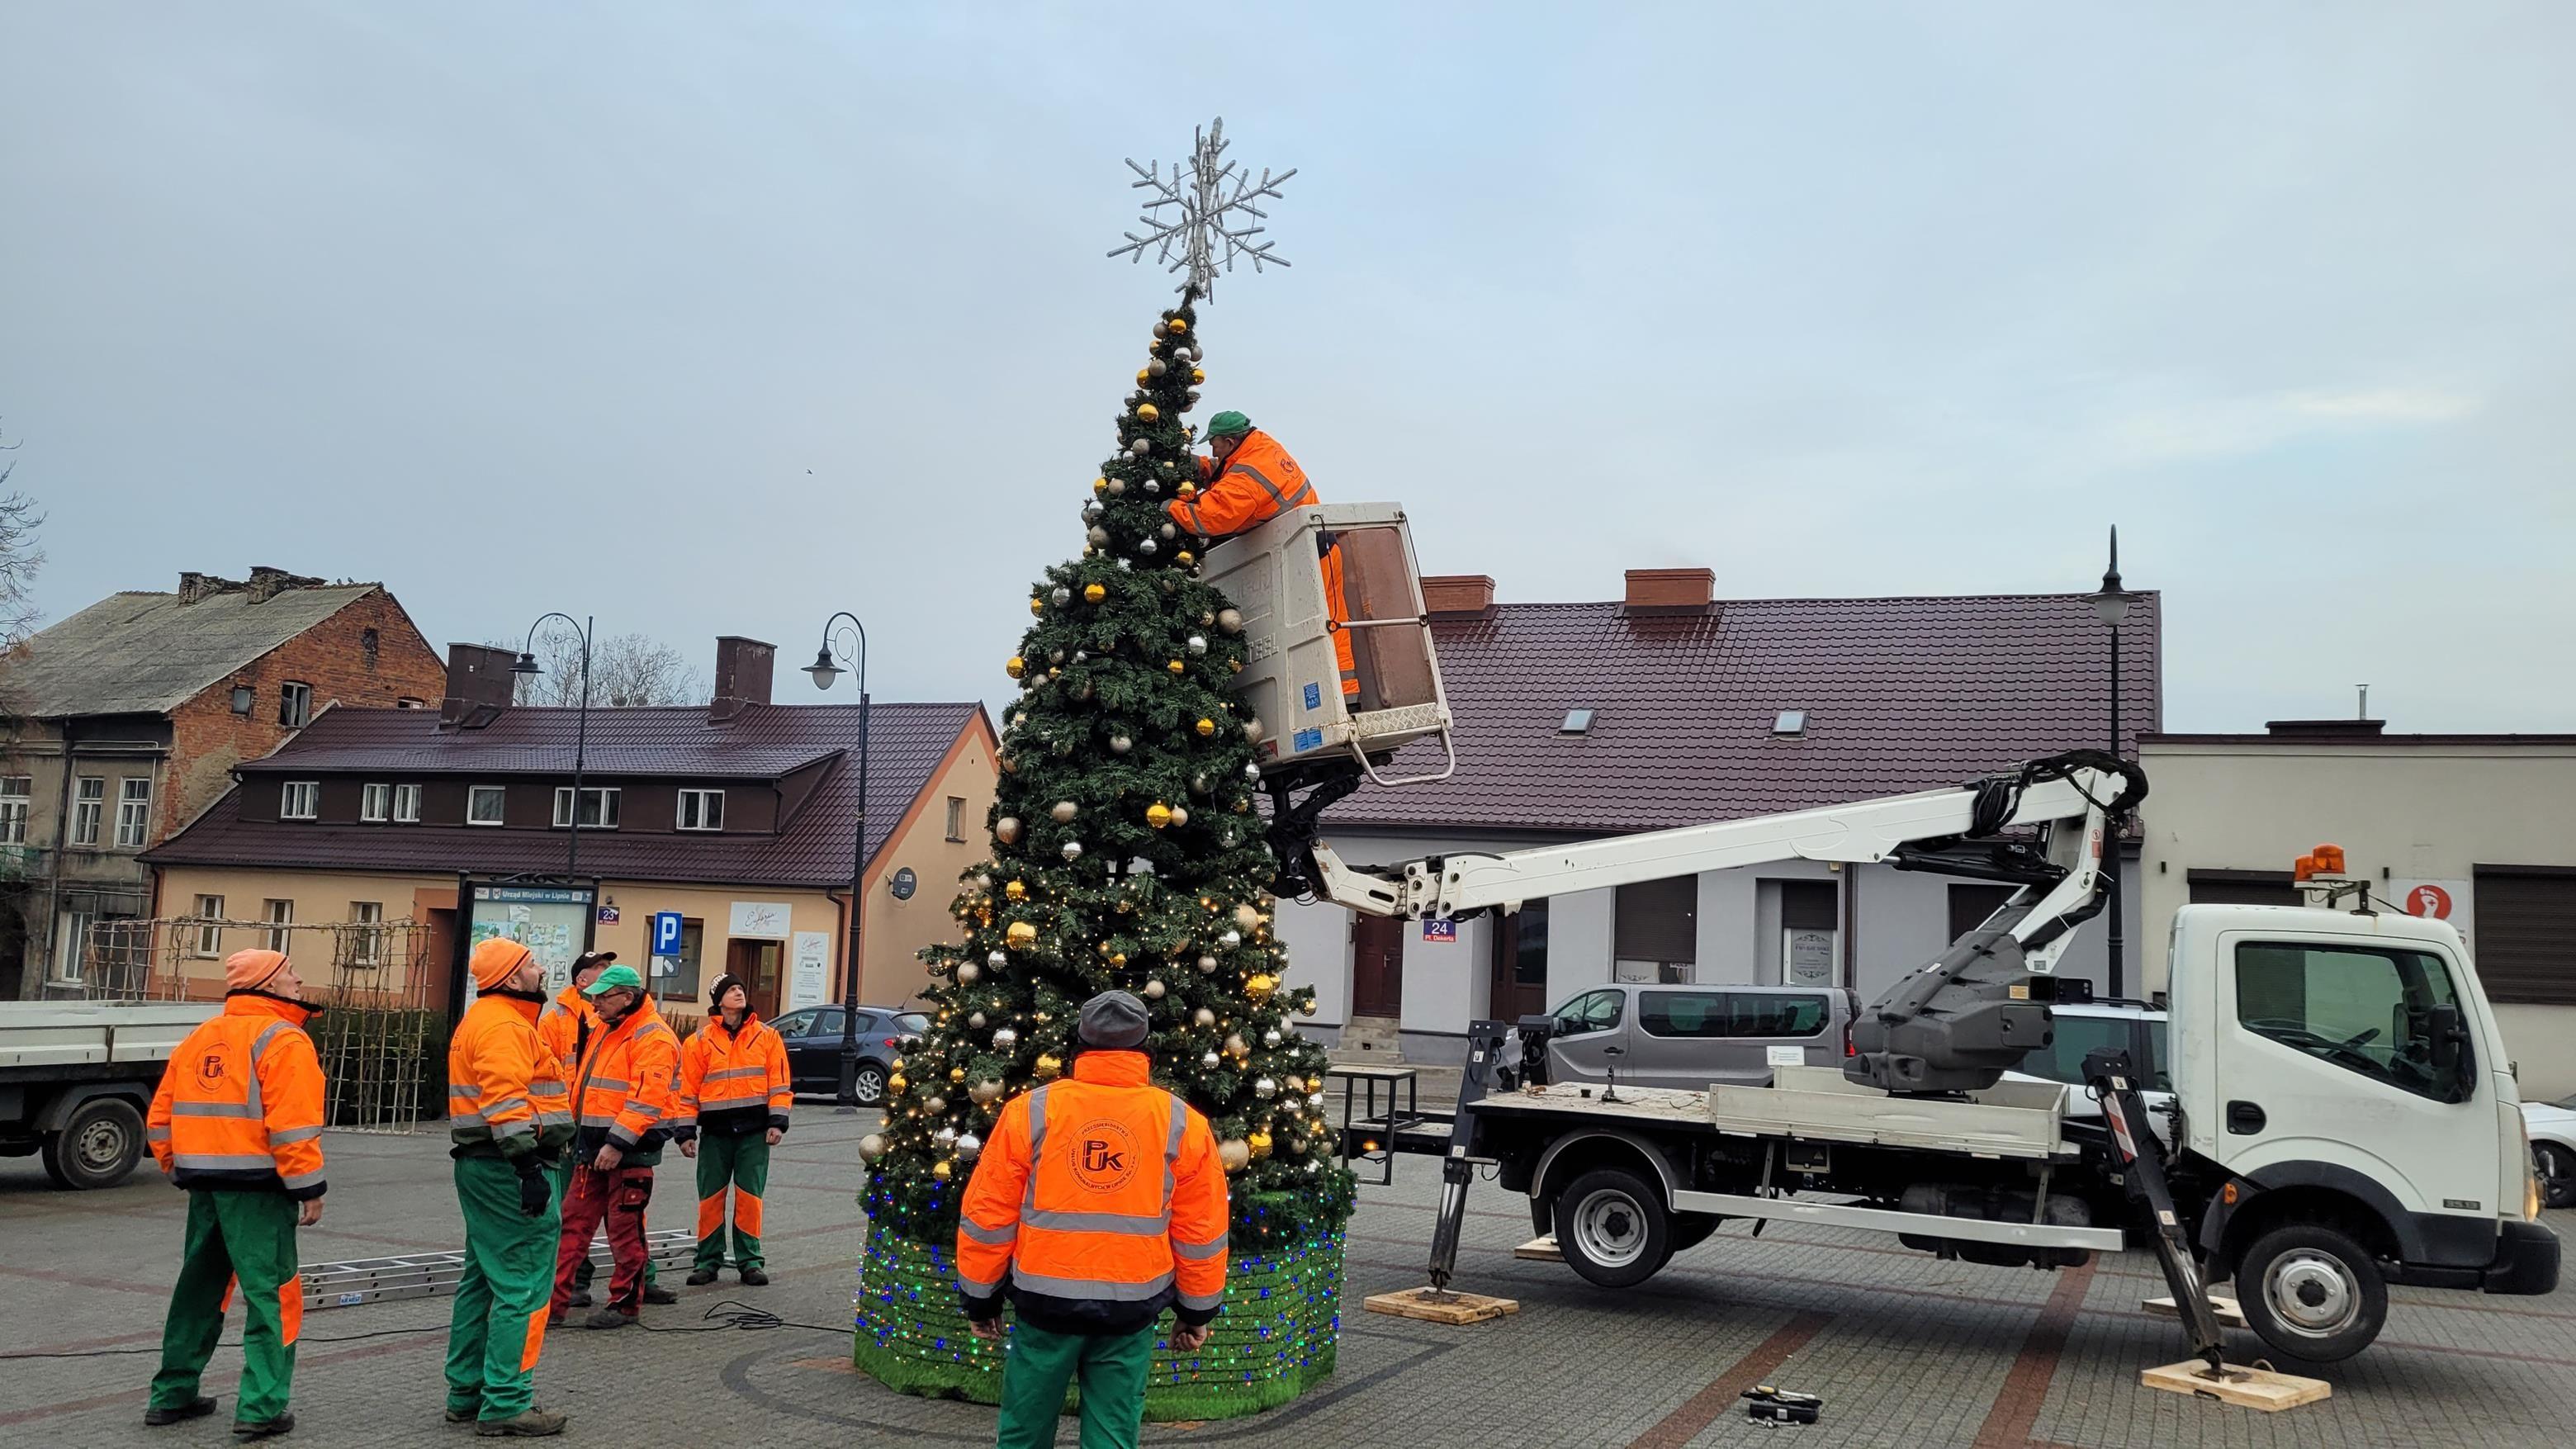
top-left (1107, 476), bottom-right (1127, 494)
top-left (1087, 526), bottom-right (1110, 547)
top-left (1049, 586), bottom-right (1070, 606)
top-left (1221, 930), bottom-right (1242, 947)
top-left (1224, 1034), bottom-right (1249, 1058)
top-left (859, 1133), bottom-right (888, 1160)
top-left (1167, 805), bottom-right (1190, 828)
top-left (1060, 841), bottom-right (1083, 862)
top-left (1254, 1076), bottom-right (1278, 1099)
top-left (1308, 1091), bottom-right (1327, 1109)
top-left (968, 1011), bottom-right (987, 1029)
top-left (1051, 801), bottom-right (1078, 822)
top-left (992, 1026), bottom-right (1018, 1049)
top-left (1202, 1050), bottom-right (1223, 1069)
top-left (1109, 735), bottom-right (1132, 754)
top-left (1263, 1030), bottom-right (1282, 1048)
top-left (1143, 978), bottom-right (1166, 998)
top-left (1137, 537), bottom-right (1158, 556)
top-left (1082, 502), bottom-right (1105, 523)
top-left (970, 1078), bottom-right (1004, 1105)
top-left (987, 949), bottom-right (1008, 968)
top-left (1160, 523), bottom-right (1177, 540)
top-left (1127, 438), bottom-right (1149, 455)
top-left (1198, 954), bottom-right (1219, 973)
top-left (1217, 608), bottom-right (1243, 633)
top-left (995, 817), bottom-right (1021, 844)
top-left (1144, 480), bottom-right (1160, 495)
top-left (1243, 760), bottom-right (1262, 780)
top-left (1243, 717), bottom-right (1265, 744)
top-left (1186, 634), bottom-right (1207, 656)
top-left (955, 1133), bottom-right (983, 1161)
top-left (1073, 649), bottom-right (1088, 662)
top-left (923, 1096), bottom-right (946, 1115)
top-left (1190, 773), bottom-right (1210, 794)
top-left (1194, 1006), bottom-right (1217, 1027)
top-left (1148, 358), bottom-right (1167, 376)
top-left (957, 963), bottom-right (980, 983)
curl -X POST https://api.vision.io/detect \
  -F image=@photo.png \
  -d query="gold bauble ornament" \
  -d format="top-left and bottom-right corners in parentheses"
top-left (888, 1073), bottom-right (907, 1096)
top-left (1167, 659), bottom-right (1186, 675)
top-left (1191, 367), bottom-right (1206, 383)
top-left (1136, 368), bottom-right (1150, 384)
top-left (1136, 402), bottom-right (1159, 422)
top-left (1194, 717), bottom-right (1215, 736)
top-left (1004, 880), bottom-right (1026, 902)
top-left (1146, 802), bottom-right (1173, 828)
top-left (1234, 903), bottom-right (1266, 931)
top-left (859, 1133), bottom-right (888, 1160)
top-left (1167, 316), bottom-right (1188, 334)
top-left (1246, 973), bottom-right (1278, 998)
top-left (1029, 597), bottom-right (1044, 616)
top-left (1004, 656), bottom-right (1025, 680)
top-left (1178, 480), bottom-right (1198, 499)
top-left (1083, 582), bottom-right (1106, 604)
top-left (1177, 551), bottom-right (1194, 566)
top-left (931, 1160), bottom-right (952, 1181)
top-left (970, 1077), bottom-right (1004, 1105)
top-left (1110, 951), bottom-right (1127, 967)
top-left (1224, 1033), bottom-right (1250, 1058)
top-left (1092, 477), bottom-right (1108, 495)
top-left (949, 1066), bottom-right (966, 1082)
top-left (1217, 1138), bottom-right (1252, 1171)
top-left (1005, 921), bottom-right (1037, 950)
top-left (1034, 1053), bottom-right (1063, 1080)
top-left (1247, 1129), bottom-right (1272, 1158)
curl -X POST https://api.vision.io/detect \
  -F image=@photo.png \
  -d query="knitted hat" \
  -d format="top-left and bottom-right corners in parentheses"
top-left (581, 963), bottom-right (646, 997)
top-left (708, 973), bottom-right (748, 1010)
top-left (1077, 990), bottom-right (1150, 1050)
top-left (471, 937), bottom-right (534, 991)
top-left (1206, 410), bottom-right (1252, 437)
top-left (225, 949), bottom-right (290, 993)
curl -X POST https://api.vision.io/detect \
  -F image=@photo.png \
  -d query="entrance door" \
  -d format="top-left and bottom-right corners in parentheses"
top-left (1489, 900), bottom-right (1551, 1022)
top-left (727, 940), bottom-right (785, 1020)
top-left (1352, 914), bottom-right (1404, 1018)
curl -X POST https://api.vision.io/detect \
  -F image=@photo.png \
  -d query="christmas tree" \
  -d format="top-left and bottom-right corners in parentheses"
top-left (853, 124), bottom-right (1350, 1420)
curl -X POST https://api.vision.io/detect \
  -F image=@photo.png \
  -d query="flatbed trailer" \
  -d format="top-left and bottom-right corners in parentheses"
top-left (0, 1000), bottom-right (217, 1189)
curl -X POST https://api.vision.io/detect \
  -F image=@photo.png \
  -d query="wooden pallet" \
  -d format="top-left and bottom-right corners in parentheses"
top-left (1362, 1286), bottom-right (1521, 1325)
top-left (1513, 1234), bottom-right (1564, 1262)
top-left (2142, 1292), bottom-right (2248, 1328)
top-left (2139, 1360), bottom-right (2330, 1412)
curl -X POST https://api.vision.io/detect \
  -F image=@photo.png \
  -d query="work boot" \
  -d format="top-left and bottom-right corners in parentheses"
top-left (444, 1405), bottom-right (478, 1424)
top-left (564, 1288), bottom-right (593, 1309)
top-left (144, 1397), bottom-right (218, 1427)
top-left (474, 1409), bottom-right (568, 1438)
top-left (739, 1267), bottom-right (769, 1286)
top-left (685, 1267), bottom-right (719, 1286)
top-left (641, 1283), bottom-right (680, 1305)
top-left (584, 1309), bottom-right (634, 1330)
top-left (231, 1412), bottom-right (296, 1439)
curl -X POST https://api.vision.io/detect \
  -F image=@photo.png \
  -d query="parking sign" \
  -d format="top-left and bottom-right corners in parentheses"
top-left (651, 911), bottom-right (685, 957)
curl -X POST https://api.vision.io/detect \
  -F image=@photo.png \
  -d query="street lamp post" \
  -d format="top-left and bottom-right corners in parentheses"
top-left (803, 613), bottom-right (871, 1113)
top-left (2090, 529), bottom-right (2133, 1000)
top-left (513, 613), bottom-right (594, 876)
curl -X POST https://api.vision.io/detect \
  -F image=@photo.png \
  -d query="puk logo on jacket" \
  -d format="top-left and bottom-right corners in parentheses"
top-left (194, 1050), bottom-right (230, 1089)
top-left (1073, 1120), bottom-right (1137, 1192)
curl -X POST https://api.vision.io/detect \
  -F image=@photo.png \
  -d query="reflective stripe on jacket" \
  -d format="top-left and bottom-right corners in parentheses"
top-left (147, 994), bottom-right (329, 1200)
top-left (673, 1015), bottom-right (792, 1139)
top-left (571, 998), bottom-right (680, 1160)
top-left (447, 992), bottom-right (574, 1162)
top-left (1167, 429), bottom-right (1358, 697)
top-left (955, 1049), bottom-right (1229, 1334)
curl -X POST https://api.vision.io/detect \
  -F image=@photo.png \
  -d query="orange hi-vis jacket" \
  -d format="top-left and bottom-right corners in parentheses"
top-left (956, 1050), bottom-right (1229, 1334)
top-left (448, 990), bottom-right (575, 1163)
top-left (571, 996), bottom-right (680, 1163)
top-left (147, 994), bottom-right (329, 1200)
top-left (537, 984), bottom-right (593, 1077)
top-left (673, 1014), bottom-right (793, 1140)
top-left (1167, 429), bottom-right (1357, 698)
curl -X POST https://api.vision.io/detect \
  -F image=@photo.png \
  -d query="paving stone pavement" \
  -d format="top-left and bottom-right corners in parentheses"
top-left (2, 1110), bottom-right (2568, 1447)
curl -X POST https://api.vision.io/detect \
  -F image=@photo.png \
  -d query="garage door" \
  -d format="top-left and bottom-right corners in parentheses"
top-left (2474, 869), bottom-right (2576, 1006)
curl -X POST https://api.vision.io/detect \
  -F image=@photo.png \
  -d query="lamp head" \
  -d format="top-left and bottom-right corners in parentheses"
top-left (803, 646), bottom-right (841, 691)
top-left (510, 651), bottom-right (542, 676)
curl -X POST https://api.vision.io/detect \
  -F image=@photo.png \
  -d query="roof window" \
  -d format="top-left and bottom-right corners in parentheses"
top-left (1772, 710), bottom-right (1808, 737)
top-left (1559, 709), bottom-right (1595, 736)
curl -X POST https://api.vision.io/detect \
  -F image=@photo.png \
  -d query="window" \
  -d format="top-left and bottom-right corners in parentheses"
top-left (112, 777), bottom-right (154, 848)
top-left (771, 1009), bottom-right (817, 1038)
top-left (677, 788), bottom-right (726, 832)
top-left (1615, 875), bottom-right (1696, 984)
top-left (2186, 870), bottom-right (2299, 908)
top-left (393, 783), bottom-right (422, 823)
top-left (1638, 990), bottom-right (1726, 1038)
top-left (2019, 1013), bottom-right (2170, 1092)
top-left (656, 920), bottom-right (705, 999)
top-left (1772, 710), bottom-right (1808, 736)
top-left (1552, 988), bottom-right (1624, 1037)
top-left (467, 785), bottom-right (507, 826)
top-left (1559, 709), bottom-right (1595, 736)
top-left (894, 1011), bottom-right (930, 1036)
top-left (552, 786), bottom-right (620, 830)
top-left (349, 902), bottom-right (385, 967)
top-left (360, 783), bottom-right (393, 822)
top-left (0, 776), bottom-right (29, 845)
top-left (192, 895), bottom-right (225, 959)
top-left (71, 777), bottom-right (106, 845)
top-left (396, 697), bottom-right (425, 709)
top-left (54, 911), bottom-right (95, 984)
top-left (945, 795), bottom-right (966, 841)
top-left (1636, 990), bottom-right (1830, 1039)
top-left (263, 899), bottom-right (294, 954)
top-left (279, 780), bottom-right (320, 820)
top-left (360, 627), bottom-right (380, 667)
top-left (808, 1008), bottom-right (848, 1041)
top-left (279, 681), bottom-right (313, 727)
top-left (2235, 940), bottom-right (2472, 1102)
top-left (2472, 868), bottom-right (2576, 1007)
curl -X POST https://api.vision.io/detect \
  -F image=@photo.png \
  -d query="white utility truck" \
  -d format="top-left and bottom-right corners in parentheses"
top-left (0, 1000), bottom-right (216, 1188)
top-left (1200, 507), bottom-right (2559, 1368)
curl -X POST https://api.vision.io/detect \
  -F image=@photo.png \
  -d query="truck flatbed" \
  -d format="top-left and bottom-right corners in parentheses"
top-left (1478, 1066), bottom-right (2081, 1163)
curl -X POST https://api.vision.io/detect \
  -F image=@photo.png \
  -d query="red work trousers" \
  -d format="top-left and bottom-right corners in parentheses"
top-left (552, 1165), bottom-right (653, 1317)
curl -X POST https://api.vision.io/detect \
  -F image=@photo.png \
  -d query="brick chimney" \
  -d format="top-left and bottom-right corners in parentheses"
top-left (1422, 575), bottom-right (1498, 620)
top-left (710, 637), bottom-right (776, 723)
top-left (1622, 567), bottom-right (1716, 616)
top-left (245, 566), bottom-right (324, 604)
top-left (439, 643), bottom-right (517, 730)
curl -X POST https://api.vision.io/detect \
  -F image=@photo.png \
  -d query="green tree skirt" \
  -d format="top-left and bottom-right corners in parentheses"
top-left (851, 1229), bottom-right (1343, 1422)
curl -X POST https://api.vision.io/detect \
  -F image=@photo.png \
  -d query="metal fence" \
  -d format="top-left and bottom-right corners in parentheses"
top-left (83, 917), bottom-right (443, 1133)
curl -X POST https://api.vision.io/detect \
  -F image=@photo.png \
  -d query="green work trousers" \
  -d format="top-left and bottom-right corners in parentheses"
top-left (149, 1189), bottom-right (302, 1428)
top-left (995, 1320), bottom-right (1155, 1449)
top-left (554, 1158), bottom-right (655, 1288)
top-left (690, 1132), bottom-right (770, 1273)
top-left (444, 1158), bottom-right (560, 1422)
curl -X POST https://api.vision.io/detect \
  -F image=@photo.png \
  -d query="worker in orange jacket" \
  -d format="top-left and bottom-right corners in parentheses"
top-left (551, 964), bottom-right (680, 1328)
top-left (959, 991), bottom-right (1229, 1449)
top-left (672, 973), bottom-right (792, 1286)
top-left (443, 939), bottom-right (575, 1437)
top-left (1166, 410), bottom-right (1358, 703)
top-left (142, 949), bottom-right (328, 1439)
top-left (535, 950), bottom-right (661, 1306)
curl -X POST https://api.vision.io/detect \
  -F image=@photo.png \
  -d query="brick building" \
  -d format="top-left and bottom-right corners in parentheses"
top-left (0, 567), bottom-right (445, 997)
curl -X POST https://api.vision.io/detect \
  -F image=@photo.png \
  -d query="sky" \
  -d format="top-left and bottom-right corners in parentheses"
top-left (2, 2), bottom-right (2569, 732)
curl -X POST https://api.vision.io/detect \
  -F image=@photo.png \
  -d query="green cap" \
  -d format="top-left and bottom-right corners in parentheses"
top-left (581, 963), bottom-right (646, 997)
top-left (1207, 410), bottom-right (1252, 438)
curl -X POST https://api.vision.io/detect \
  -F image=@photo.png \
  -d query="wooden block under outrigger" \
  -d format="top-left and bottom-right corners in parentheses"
top-left (2142, 1292), bottom-right (2248, 1328)
top-left (2139, 1360), bottom-right (2330, 1412)
top-left (1514, 1234), bottom-right (1563, 1262)
top-left (1363, 1286), bottom-right (1521, 1325)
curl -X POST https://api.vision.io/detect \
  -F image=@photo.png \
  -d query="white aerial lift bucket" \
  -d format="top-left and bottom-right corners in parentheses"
top-left (1201, 500), bottom-right (1456, 788)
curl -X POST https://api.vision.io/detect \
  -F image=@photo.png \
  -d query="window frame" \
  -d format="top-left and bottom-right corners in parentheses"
top-left (945, 795), bottom-right (967, 841)
top-left (2232, 938), bottom-right (2475, 1104)
top-left (348, 901), bottom-right (385, 967)
top-left (676, 788), bottom-right (726, 832)
top-left (466, 785), bottom-right (507, 826)
top-left (392, 783), bottom-right (422, 823)
top-left (71, 776), bottom-right (107, 845)
top-left (192, 894), bottom-right (225, 959)
top-left (263, 898), bottom-right (294, 954)
top-left (551, 785), bottom-right (621, 831)
top-left (0, 774), bottom-right (31, 845)
top-left (279, 780), bottom-right (320, 820)
top-left (279, 680), bottom-right (314, 728)
top-left (359, 782), bottom-right (394, 823)
top-left (1553, 987), bottom-right (1625, 1037)
top-left (111, 776), bottom-right (154, 849)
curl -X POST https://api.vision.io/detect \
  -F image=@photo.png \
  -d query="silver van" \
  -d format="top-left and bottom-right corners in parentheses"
top-left (1530, 983), bottom-right (1861, 1091)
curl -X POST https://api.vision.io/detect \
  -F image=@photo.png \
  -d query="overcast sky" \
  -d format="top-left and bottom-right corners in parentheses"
top-left (3, 3), bottom-right (2569, 732)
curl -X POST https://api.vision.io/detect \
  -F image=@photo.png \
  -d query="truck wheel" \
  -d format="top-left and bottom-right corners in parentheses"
top-left (2233, 1223), bottom-right (2387, 1362)
top-left (42, 1097), bottom-right (145, 1191)
top-left (1554, 1168), bottom-right (1671, 1288)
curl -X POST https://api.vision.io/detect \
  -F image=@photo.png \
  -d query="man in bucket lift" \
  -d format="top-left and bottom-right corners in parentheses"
top-left (1167, 410), bottom-right (1358, 703)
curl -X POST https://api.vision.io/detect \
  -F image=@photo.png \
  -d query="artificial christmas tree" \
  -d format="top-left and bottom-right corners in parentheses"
top-left (853, 126), bottom-right (1352, 1422)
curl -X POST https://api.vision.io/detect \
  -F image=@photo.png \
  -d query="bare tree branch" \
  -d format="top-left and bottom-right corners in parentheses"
top-left (490, 631), bottom-right (707, 708)
top-left (0, 420), bottom-right (46, 651)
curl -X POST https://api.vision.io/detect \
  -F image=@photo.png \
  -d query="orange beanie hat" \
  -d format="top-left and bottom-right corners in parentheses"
top-left (471, 937), bottom-right (534, 991)
top-left (225, 949), bottom-right (291, 993)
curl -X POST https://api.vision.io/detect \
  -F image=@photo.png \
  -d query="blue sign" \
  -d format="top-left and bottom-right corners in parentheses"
top-left (1292, 727), bottom-right (1324, 754)
top-left (651, 911), bottom-right (685, 956)
top-left (1303, 682), bottom-right (1323, 712)
top-left (1422, 918), bottom-right (1458, 944)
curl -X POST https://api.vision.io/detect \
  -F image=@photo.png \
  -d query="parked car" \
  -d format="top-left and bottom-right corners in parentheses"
top-left (1514, 983), bottom-right (1862, 1091)
top-left (768, 1005), bottom-right (928, 1105)
top-left (2001, 999), bottom-right (2172, 1145)
top-left (2524, 1093), bottom-right (2576, 1209)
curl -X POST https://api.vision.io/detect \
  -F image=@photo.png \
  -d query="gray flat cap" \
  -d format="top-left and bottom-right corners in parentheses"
top-left (1077, 990), bottom-right (1151, 1050)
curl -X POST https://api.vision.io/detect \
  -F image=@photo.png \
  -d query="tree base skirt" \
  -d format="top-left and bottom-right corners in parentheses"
top-left (851, 1228), bottom-right (1343, 1423)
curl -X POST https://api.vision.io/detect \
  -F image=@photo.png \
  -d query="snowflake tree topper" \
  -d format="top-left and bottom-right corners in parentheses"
top-left (1108, 117), bottom-right (1294, 303)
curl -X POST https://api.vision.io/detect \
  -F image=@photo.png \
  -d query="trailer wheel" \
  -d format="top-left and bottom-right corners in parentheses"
top-left (43, 1097), bottom-right (145, 1191)
top-left (2233, 1223), bottom-right (2387, 1362)
top-left (1554, 1168), bottom-right (1671, 1288)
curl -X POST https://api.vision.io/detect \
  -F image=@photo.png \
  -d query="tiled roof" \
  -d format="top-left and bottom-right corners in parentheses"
top-left (0, 585), bottom-right (384, 717)
top-left (144, 701), bottom-right (992, 889)
top-left (1333, 592), bottom-right (2161, 836)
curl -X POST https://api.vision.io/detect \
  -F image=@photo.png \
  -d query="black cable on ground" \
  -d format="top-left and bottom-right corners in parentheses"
top-left (632, 1298), bottom-right (850, 1336)
top-left (0, 1322), bottom-right (452, 1361)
